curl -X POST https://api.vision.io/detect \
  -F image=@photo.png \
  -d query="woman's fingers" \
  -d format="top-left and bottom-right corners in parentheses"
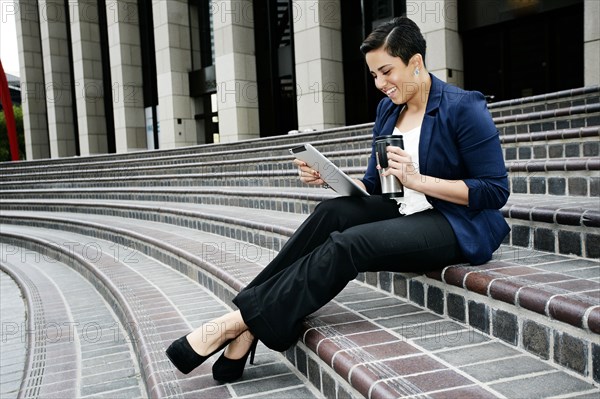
top-left (301, 171), bottom-right (324, 184)
top-left (294, 159), bottom-right (323, 184)
top-left (292, 159), bottom-right (306, 167)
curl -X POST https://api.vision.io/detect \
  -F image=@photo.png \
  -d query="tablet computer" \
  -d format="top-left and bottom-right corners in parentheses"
top-left (289, 143), bottom-right (370, 197)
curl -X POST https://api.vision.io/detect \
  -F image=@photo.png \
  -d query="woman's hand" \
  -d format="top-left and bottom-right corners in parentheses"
top-left (377, 146), bottom-right (421, 190)
top-left (377, 146), bottom-right (470, 206)
top-left (293, 159), bottom-right (326, 186)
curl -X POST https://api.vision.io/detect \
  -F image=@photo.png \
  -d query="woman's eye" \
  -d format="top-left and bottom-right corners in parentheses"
top-left (382, 70), bottom-right (390, 75)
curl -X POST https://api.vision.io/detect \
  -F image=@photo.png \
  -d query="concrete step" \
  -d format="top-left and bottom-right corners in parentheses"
top-left (1, 124), bottom-right (599, 184)
top-left (501, 126), bottom-right (599, 162)
top-left (0, 83), bottom-right (598, 398)
top-left (488, 85), bottom-right (599, 116)
top-left (0, 187), bottom-right (335, 215)
top-left (495, 102), bottom-right (599, 137)
top-left (0, 131), bottom-right (373, 178)
top-left (0, 125), bottom-right (373, 173)
top-left (0, 157), bottom-right (597, 204)
top-left (1, 214), bottom-right (598, 398)
top-left (0, 227), bottom-right (324, 399)
top-left (0, 85), bottom-right (597, 175)
top-left (507, 157), bottom-right (599, 198)
top-left (0, 249), bottom-right (144, 398)
top-left (502, 194), bottom-right (599, 258)
top-left (1, 208), bottom-right (598, 385)
top-left (1, 187), bottom-right (598, 259)
top-left (0, 147), bottom-right (369, 186)
top-left (0, 270), bottom-right (27, 399)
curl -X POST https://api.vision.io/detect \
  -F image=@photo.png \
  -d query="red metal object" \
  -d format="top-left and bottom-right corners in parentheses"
top-left (0, 59), bottom-right (20, 161)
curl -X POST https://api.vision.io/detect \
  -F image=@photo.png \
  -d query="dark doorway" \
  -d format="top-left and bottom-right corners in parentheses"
top-left (253, 0), bottom-right (298, 137)
top-left (341, 0), bottom-right (406, 125)
top-left (461, 2), bottom-right (583, 101)
top-left (138, 0), bottom-right (159, 148)
top-left (189, 0), bottom-right (218, 144)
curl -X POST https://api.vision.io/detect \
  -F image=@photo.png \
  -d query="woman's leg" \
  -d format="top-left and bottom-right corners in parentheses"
top-left (184, 196), bottom-right (400, 356)
top-left (233, 208), bottom-right (463, 351)
top-left (242, 195), bottom-right (400, 291)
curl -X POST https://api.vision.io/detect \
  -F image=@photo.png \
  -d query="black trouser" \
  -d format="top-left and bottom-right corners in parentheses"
top-left (232, 196), bottom-right (463, 351)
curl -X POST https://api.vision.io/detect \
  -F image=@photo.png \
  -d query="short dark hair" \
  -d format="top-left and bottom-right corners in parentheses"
top-left (360, 17), bottom-right (427, 66)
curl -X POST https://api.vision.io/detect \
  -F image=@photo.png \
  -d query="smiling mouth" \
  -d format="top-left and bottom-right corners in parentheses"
top-left (384, 87), bottom-right (397, 96)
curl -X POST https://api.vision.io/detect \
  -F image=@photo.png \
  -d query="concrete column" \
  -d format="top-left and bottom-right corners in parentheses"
top-left (152, 0), bottom-right (197, 149)
top-left (38, 0), bottom-right (77, 157)
top-left (15, 0), bottom-right (50, 159)
top-left (293, 0), bottom-right (345, 131)
top-left (407, 0), bottom-right (463, 87)
top-left (584, 0), bottom-right (600, 86)
top-left (106, 0), bottom-right (146, 152)
top-left (70, 0), bottom-right (108, 156)
top-left (213, 0), bottom-right (260, 142)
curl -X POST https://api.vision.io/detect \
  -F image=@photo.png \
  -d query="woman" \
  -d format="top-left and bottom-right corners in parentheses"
top-left (166, 17), bottom-right (509, 383)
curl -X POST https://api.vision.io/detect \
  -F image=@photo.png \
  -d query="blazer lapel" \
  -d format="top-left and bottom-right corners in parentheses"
top-left (419, 75), bottom-right (443, 174)
top-left (381, 104), bottom-right (403, 136)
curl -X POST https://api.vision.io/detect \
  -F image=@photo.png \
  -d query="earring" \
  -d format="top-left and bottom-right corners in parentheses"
top-left (414, 67), bottom-right (420, 76)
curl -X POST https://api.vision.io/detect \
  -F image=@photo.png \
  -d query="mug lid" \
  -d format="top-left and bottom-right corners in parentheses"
top-left (375, 134), bottom-right (403, 140)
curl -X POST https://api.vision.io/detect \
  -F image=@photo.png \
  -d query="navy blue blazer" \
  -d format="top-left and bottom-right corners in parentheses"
top-left (360, 74), bottom-right (510, 265)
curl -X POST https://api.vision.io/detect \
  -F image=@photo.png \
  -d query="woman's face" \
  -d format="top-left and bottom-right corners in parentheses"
top-left (365, 48), bottom-right (418, 105)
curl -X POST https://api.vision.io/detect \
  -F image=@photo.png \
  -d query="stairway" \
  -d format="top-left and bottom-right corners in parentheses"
top-left (0, 85), bottom-right (598, 398)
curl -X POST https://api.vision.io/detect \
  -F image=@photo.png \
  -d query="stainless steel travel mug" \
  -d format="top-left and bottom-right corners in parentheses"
top-left (375, 135), bottom-right (404, 198)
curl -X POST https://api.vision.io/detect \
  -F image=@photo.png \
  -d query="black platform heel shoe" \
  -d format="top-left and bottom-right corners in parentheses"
top-left (212, 338), bottom-right (258, 382)
top-left (166, 335), bottom-right (232, 374)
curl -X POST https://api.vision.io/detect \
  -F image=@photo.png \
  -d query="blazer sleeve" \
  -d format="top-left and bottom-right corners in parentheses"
top-left (452, 91), bottom-right (509, 210)
top-left (360, 99), bottom-right (386, 194)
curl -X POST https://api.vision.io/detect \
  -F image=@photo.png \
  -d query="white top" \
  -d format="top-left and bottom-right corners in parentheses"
top-left (393, 126), bottom-right (433, 215)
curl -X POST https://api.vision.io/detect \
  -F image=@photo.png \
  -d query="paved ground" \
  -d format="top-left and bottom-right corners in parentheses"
top-left (0, 240), bottom-right (323, 399)
top-left (1, 214), bottom-right (598, 398)
top-left (1, 271), bottom-right (27, 398)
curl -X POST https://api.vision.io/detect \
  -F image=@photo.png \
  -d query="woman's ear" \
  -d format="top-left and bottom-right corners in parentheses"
top-left (410, 54), bottom-right (423, 69)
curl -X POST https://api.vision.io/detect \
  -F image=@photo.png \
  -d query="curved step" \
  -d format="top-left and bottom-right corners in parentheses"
top-left (0, 249), bottom-right (144, 398)
top-left (0, 187), bottom-right (335, 215)
top-left (2, 221), bottom-right (598, 397)
top-left (0, 227), bottom-right (324, 398)
top-left (0, 270), bottom-right (27, 399)
top-left (2, 194), bottom-right (598, 262)
top-left (1, 208), bottom-right (598, 385)
top-left (0, 125), bottom-right (373, 173)
top-left (0, 226), bottom-right (352, 399)
top-left (488, 85), bottom-right (599, 112)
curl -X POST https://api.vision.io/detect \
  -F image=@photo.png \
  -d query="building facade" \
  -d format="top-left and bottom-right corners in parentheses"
top-left (12, 0), bottom-right (600, 160)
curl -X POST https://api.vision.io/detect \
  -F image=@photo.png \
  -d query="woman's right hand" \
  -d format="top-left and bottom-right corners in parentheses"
top-left (293, 159), bottom-right (326, 186)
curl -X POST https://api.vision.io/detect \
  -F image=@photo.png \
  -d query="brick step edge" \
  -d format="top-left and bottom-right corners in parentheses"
top-left (1, 87), bottom-right (598, 172)
top-left (5, 220), bottom-right (598, 396)
top-left (1, 212), bottom-right (598, 386)
top-left (1, 193), bottom-right (598, 230)
top-left (0, 224), bottom-right (365, 399)
top-left (0, 124), bottom-right (374, 170)
top-left (488, 85), bottom-right (599, 111)
top-left (0, 233), bottom-right (178, 398)
top-left (2, 125), bottom-right (599, 181)
top-left (2, 198), bottom-right (597, 262)
top-left (371, 270), bottom-right (600, 383)
top-left (0, 264), bottom-right (42, 398)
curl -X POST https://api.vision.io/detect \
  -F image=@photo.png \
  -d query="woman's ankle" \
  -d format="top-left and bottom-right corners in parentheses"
top-left (223, 330), bottom-right (255, 360)
top-left (186, 311), bottom-right (248, 356)
top-left (186, 322), bottom-right (225, 356)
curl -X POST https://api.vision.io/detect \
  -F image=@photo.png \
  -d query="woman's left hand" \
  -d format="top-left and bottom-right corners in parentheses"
top-left (377, 146), bottom-right (421, 190)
